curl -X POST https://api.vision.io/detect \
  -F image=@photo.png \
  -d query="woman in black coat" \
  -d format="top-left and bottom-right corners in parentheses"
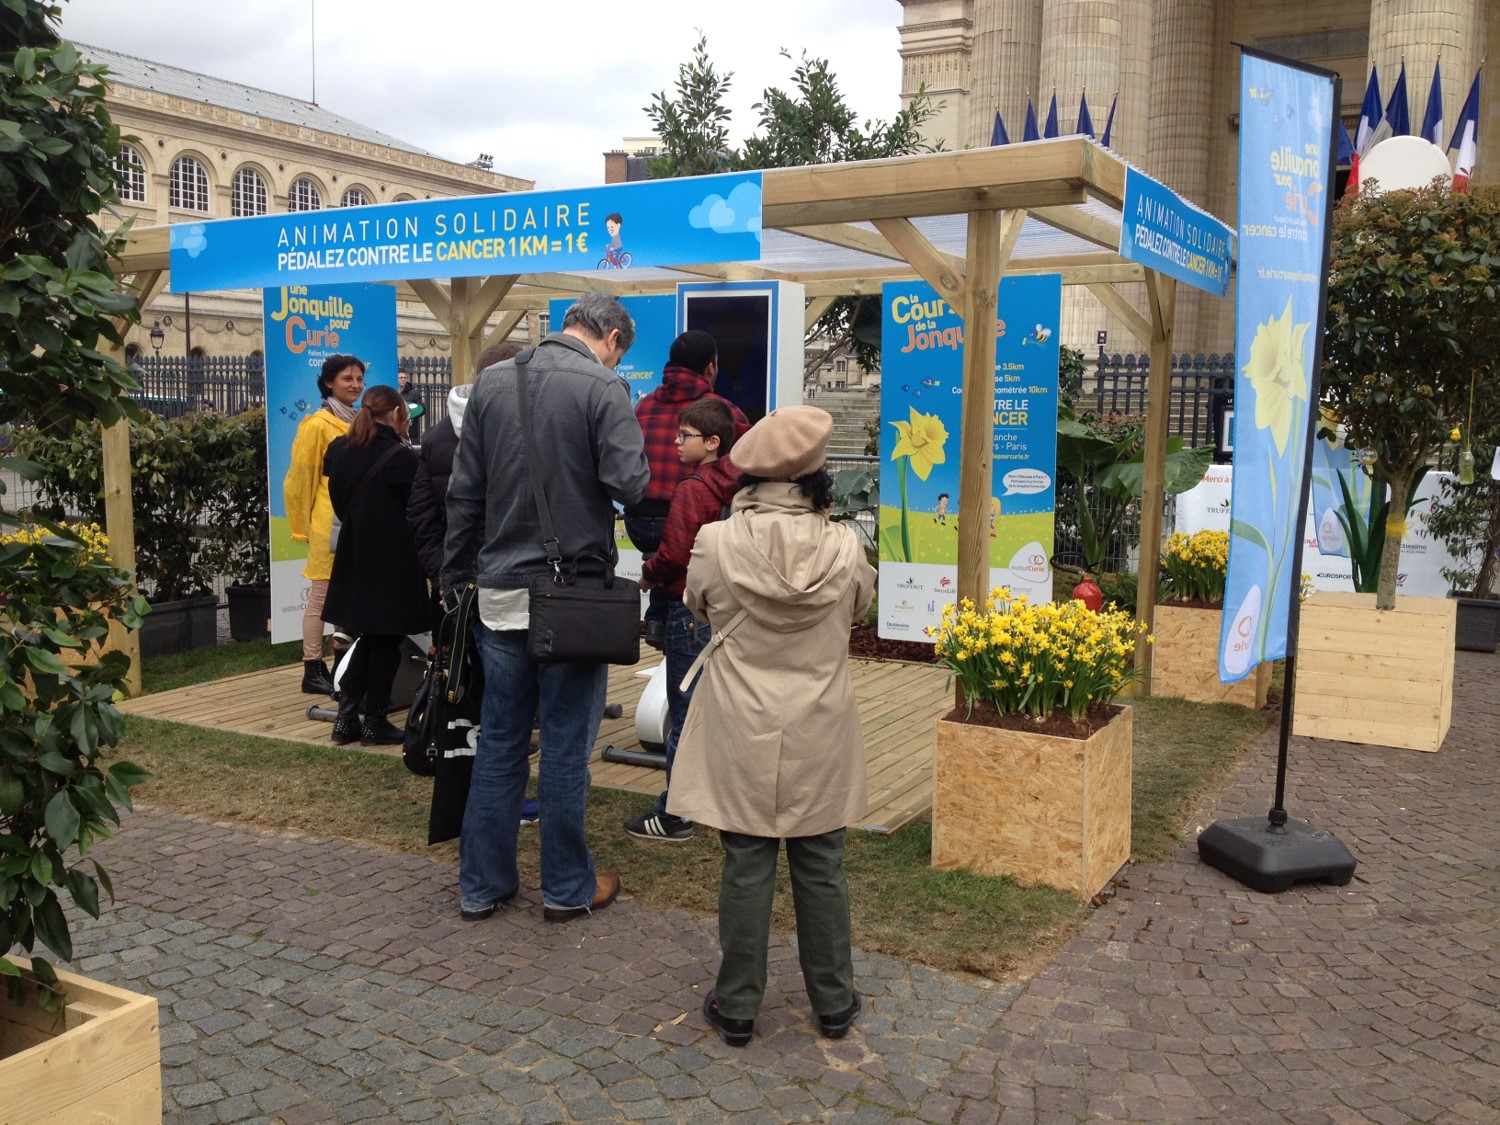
top-left (323, 384), bottom-right (430, 745)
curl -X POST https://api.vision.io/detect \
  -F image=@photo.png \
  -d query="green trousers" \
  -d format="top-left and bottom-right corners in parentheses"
top-left (714, 827), bottom-right (855, 1021)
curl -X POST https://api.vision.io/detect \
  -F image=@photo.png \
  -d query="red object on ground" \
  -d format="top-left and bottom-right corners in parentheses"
top-left (1072, 574), bottom-right (1104, 612)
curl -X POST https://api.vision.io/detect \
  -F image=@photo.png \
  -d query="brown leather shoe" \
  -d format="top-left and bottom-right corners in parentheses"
top-left (542, 872), bottom-right (621, 923)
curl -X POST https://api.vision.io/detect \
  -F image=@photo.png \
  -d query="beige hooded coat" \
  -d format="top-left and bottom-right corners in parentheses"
top-left (667, 481), bottom-right (876, 838)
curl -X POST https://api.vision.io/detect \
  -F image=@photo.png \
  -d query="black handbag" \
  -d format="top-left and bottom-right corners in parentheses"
top-left (514, 350), bottom-right (641, 666)
top-left (415, 582), bottom-right (484, 844)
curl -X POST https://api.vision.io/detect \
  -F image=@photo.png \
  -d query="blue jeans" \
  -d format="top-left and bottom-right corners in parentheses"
top-left (460, 627), bottom-right (606, 912)
top-left (623, 513), bottom-right (667, 623)
top-left (657, 598), bottom-right (711, 817)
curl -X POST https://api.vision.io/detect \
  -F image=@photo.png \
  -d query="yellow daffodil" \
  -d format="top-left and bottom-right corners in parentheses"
top-left (889, 407), bottom-right (949, 480)
top-left (1242, 296), bottom-right (1311, 455)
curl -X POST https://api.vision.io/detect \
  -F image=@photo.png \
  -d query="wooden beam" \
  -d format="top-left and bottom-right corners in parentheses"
top-left (125, 269), bottom-right (168, 311)
top-left (662, 262), bottom-right (788, 282)
top-left (479, 308), bottom-right (526, 354)
top-left (995, 208), bottom-right (1028, 274)
top-left (1085, 281), bottom-right (1152, 346)
top-left (804, 295), bottom-right (836, 330)
top-left (1029, 204), bottom-right (1123, 252)
top-left (407, 278), bottom-right (451, 327)
top-left (1134, 271), bottom-right (1177, 694)
top-left (448, 276), bottom-right (475, 385)
top-left (871, 217), bottom-right (966, 308)
top-left (784, 223), bottom-right (906, 261)
top-left (462, 274), bottom-right (518, 338)
top-left (955, 208), bottom-right (1001, 708)
top-left (99, 338), bottom-right (141, 696)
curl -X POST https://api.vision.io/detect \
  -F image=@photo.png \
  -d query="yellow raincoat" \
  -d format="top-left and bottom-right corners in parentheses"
top-left (283, 408), bottom-right (349, 581)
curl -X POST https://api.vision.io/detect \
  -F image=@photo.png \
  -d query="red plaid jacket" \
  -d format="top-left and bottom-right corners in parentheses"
top-left (640, 455), bottom-right (744, 598)
top-left (630, 366), bottom-right (750, 514)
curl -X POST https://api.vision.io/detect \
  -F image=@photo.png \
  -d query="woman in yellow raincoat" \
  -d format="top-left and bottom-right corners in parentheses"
top-left (283, 354), bottom-right (365, 693)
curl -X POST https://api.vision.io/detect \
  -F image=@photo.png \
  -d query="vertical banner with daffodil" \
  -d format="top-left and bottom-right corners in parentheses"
top-left (877, 276), bottom-right (1060, 641)
top-left (1220, 53), bottom-right (1336, 682)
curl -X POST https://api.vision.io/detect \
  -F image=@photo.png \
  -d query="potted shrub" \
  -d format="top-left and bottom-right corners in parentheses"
top-left (927, 588), bottom-right (1145, 899)
top-left (14, 411), bottom-right (221, 656)
top-left (1153, 530), bottom-right (1269, 707)
top-left (1426, 438), bottom-right (1500, 652)
top-left (198, 409), bottom-right (271, 642)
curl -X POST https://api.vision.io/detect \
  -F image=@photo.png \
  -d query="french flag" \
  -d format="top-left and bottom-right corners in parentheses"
top-left (1448, 68), bottom-right (1481, 192)
top-left (1351, 67), bottom-right (1381, 191)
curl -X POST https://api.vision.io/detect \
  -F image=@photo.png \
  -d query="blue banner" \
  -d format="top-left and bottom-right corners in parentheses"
top-left (549, 294), bottom-right (678, 410)
top-left (264, 282), bottom-right (398, 644)
top-left (1220, 56), bottom-right (1335, 682)
top-left (1119, 168), bottom-right (1234, 297)
top-left (171, 173), bottom-right (763, 292)
top-left (876, 275), bottom-right (1060, 640)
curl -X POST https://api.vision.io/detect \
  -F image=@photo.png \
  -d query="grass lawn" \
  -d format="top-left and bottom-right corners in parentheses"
top-left (122, 643), bottom-right (1276, 978)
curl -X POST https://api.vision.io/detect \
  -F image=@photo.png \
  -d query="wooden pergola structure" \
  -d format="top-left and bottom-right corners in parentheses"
top-left (108, 137), bottom-right (1216, 696)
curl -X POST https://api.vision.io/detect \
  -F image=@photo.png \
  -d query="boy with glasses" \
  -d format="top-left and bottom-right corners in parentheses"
top-left (625, 398), bottom-right (743, 841)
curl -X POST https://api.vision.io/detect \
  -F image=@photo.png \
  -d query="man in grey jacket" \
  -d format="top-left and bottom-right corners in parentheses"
top-left (443, 292), bottom-right (649, 924)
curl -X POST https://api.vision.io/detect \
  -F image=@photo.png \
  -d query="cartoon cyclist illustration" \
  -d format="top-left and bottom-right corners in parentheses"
top-left (598, 212), bottom-right (632, 269)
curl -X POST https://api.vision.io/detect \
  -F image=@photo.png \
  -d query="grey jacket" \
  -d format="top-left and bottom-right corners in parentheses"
top-left (441, 332), bottom-right (648, 591)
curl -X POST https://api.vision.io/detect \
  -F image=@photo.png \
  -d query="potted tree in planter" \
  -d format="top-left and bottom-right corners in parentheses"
top-left (199, 409), bottom-right (271, 642)
top-left (1, 3), bottom-right (162, 1114)
top-left (1426, 437), bottom-right (1500, 652)
top-left (1307, 181), bottom-right (1500, 751)
top-left (928, 588), bottom-right (1146, 899)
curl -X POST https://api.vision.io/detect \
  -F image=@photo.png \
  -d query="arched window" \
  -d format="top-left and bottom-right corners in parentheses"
top-left (288, 178), bottom-right (322, 212)
top-left (231, 167), bottom-right (268, 217)
top-left (393, 193), bottom-right (415, 202)
top-left (114, 145), bottom-right (146, 202)
top-left (169, 155), bottom-right (210, 211)
top-left (340, 187), bottom-right (370, 208)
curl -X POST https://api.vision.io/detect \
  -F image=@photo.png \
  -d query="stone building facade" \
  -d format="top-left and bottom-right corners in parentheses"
top-left (897, 0), bottom-right (1498, 355)
top-left (84, 45), bottom-right (532, 364)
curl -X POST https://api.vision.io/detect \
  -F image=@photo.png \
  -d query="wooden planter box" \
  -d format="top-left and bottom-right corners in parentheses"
top-left (1293, 591), bottom-right (1456, 753)
top-left (1152, 604), bottom-right (1271, 708)
top-left (932, 706), bottom-right (1132, 899)
top-left (0, 957), bottom-right (161, 1124)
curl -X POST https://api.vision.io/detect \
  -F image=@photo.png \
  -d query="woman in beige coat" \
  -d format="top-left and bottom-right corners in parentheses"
top-left (668, 406), bottom-right (875, 1048)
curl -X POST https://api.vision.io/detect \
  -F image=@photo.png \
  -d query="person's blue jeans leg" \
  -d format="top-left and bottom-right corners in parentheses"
top-left (624, 514), bottom-right (667, 624)
top-left (657, 598), bottom-right (710, 817)
top-left (535, 652), bottom-right (608, 910)
top-left (459, 627), bottom-right (534, 913)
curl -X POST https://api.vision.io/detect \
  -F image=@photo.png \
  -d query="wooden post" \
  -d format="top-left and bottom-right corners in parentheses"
top-left (100, 341), bottom-right (142, 697)
top-left (955, 209), bottom-right (1002, 708)
top-left (1134, 271), bottom-right (1177, 692)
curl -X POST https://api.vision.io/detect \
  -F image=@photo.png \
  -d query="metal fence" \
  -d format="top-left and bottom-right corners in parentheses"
top-left (1089, 351), bottom-right (1235, 456)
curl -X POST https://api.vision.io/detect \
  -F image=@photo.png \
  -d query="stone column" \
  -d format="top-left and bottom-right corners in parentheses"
top-left (970, 0), bottom-right (1043, 148)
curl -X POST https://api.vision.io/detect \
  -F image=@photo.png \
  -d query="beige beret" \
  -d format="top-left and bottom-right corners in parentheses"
top-left (732, 405), bottom-right (834, 480)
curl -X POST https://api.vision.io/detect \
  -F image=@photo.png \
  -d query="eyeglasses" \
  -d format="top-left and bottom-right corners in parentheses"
top-left (675, 430), bottom-right (704, 442)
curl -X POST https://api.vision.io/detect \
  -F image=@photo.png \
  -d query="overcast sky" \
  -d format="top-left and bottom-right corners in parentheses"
top-left (59, 0), bottom-right (906, 190)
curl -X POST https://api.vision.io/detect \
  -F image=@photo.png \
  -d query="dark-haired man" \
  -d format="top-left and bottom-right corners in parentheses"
top-left (625, 330), bottom-right (749, 647)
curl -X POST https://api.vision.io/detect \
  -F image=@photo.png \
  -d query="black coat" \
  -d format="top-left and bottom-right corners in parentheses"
top-left (406, 416), bottom-right (457, 582)
top-left (322, 425), bottom-right (430, 635)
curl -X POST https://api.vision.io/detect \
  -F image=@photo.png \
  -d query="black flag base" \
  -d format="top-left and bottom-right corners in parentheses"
top-left (1197, 814), bottom-right (1357, 894)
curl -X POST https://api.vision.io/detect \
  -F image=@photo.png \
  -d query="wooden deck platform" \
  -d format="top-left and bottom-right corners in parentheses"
top-left (118, 656), bottom-right (952, 833)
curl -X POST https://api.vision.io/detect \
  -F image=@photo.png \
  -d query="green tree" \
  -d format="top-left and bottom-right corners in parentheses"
top-left (645, 35), bottom-right (940, 372)
top-left (1321, 182), bottom-right (1500, 609)
top-left (1, 0), bottom-right (149, 1007)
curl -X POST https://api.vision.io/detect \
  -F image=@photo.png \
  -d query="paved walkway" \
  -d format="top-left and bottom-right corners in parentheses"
top-left (70, 650), bottom-right (1499, 1124)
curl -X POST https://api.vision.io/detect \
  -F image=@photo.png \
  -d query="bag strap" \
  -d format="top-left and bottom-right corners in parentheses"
top-left (345, 440), bottom-right (406, 510)
top-left (512, 349), bottom-right (563, 574)
top-left (678, 607), bottom-right (749, 693)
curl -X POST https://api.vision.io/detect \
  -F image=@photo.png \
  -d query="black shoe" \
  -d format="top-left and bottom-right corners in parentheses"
top-left (643, 618), bottom-right (665, 652)
top-left (460, 888), bottom-right (518, 921)
top-left (301, 659), bottom-right (335, 695)
top-left (624, 810), bottom-right (693, 841)
top-left (330, 717), bottom-right (361, 745)
top-left (702, 990), bottom-right (753, 1047)
top-left (815, 991), bottom-right (862, 1040)
top-left (360, 716), bottom-right (404, 745)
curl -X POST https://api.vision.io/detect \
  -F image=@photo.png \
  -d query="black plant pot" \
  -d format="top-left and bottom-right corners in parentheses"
top-left (139, 593), bottom-right (219, 657)
top-left (1453, 594), bottom-right (1500, 653)
top-left (226, 584), bottom-right (272, 642)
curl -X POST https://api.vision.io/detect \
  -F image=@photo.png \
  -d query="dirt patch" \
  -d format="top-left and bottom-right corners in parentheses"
top-left (847, 626), bottom-right (941, 664)
top-left (939, 700), bottom-right (1123, 739)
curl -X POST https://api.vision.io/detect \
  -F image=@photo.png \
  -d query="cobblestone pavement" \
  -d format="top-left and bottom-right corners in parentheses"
top-left (69, 650), bottom-right (1499, 1123)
